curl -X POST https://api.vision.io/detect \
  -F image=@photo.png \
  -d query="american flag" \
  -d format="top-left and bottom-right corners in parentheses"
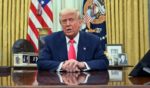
top-left (83, 14), bottom-right (93, 23)
top-left (83, 9), bottom-right (94, 23)
top-left (27, 0), bottom-right (53, 52)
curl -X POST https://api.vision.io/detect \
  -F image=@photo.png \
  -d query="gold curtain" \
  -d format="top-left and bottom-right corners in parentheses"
top-left (0, 0), bottom-right (31, 66)
top-left (105, 0), bottom-right (149, 65)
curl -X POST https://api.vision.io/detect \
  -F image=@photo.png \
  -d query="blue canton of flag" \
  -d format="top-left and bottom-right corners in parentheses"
top-left (38, 0), bottom-right (50, 7)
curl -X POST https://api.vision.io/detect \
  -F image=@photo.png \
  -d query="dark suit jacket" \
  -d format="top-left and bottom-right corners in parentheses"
top-left (37, 31), bottom-right (109, 71)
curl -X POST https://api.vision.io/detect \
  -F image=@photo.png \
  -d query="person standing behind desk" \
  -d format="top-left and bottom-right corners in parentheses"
top-left (37, 8), bottom-right (109, 72)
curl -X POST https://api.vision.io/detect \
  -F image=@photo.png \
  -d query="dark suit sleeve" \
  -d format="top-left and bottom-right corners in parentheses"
top-left (86, 40), bottom-right (109, 70)
top-left (37, 38), bottom-right (61, 71)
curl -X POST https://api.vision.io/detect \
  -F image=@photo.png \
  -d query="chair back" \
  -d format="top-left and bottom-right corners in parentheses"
top-left (12, 39), bottom-right (34, 53)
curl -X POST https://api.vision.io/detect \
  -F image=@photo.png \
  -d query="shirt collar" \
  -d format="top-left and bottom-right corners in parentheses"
top-left (66, 32), bottom-right (80, 44)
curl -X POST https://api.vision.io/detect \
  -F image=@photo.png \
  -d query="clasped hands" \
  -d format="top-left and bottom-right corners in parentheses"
top-left (61, 59), bottom-right (85, 72)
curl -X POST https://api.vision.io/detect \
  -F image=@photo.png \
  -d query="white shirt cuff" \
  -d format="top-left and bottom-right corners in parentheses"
top-left (57, 62), bottom-right (64, 72)
top-left (82, 62), bottom-right (90, 71)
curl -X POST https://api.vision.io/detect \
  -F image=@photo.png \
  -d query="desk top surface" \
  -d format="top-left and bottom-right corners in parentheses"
top-left (0, 66), bottom-right (150, 88)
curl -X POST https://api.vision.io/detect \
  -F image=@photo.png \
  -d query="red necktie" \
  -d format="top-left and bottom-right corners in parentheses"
top-left (68, 39), bottom-right (76, 60)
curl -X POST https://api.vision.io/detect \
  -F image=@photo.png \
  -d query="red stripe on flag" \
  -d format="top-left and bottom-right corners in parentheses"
top-left (83, 13), bottom-right (93, 23)
top-left (28, 19), bottom-right (39, 39)
top-left (43, 5), bottom-right (53, 21)
top-left (47, 28), bottom-right (52, 34)
top-left (30, 3), bottom-right (49, 27)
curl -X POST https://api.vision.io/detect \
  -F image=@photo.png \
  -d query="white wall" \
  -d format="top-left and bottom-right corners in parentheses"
top-left (52, 0), bottom-right (83, 32)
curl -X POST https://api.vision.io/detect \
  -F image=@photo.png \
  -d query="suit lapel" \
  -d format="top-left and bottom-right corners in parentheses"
top-left (77, 32), bottom-right (88, 61)
top-left (59, 32), bottom-right (68, 60)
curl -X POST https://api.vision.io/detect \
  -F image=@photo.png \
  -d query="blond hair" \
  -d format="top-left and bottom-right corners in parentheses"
top-left (59, 8), bottom-right (81, 21)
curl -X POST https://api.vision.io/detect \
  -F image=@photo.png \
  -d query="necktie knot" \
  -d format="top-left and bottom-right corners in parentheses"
top-left (69, 39), bottom-right (75, 44)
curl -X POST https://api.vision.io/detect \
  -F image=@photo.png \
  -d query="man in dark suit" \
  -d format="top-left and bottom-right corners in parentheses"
top-left (37, 8), bottom-right (109, 72)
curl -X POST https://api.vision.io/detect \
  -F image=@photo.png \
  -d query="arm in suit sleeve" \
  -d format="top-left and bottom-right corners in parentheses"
top-left (85, 39), bottom-right (109, 70)
top-left (37, 38), bottom-right (61, 71)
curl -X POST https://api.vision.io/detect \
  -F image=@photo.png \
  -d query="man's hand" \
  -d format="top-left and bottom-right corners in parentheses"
top-left (61, 60), bottom-right (86, 72)
top-left (77, 62), bottom-right (86, 70)
top-left (62, 60), bottom-right (80, 72)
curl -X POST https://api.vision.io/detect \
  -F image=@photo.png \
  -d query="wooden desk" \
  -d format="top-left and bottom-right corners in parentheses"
top-left (0, 66), bottom-right (150, 88)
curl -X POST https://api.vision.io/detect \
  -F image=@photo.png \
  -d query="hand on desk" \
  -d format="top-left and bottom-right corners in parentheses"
top-left (61, 72), bottom-right (87, 85)
top-left (61, 59), bottom-right (85, 72)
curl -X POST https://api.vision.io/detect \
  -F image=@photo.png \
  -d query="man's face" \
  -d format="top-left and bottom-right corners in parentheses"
top-left (60, 12), bottom-right (82, 39)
